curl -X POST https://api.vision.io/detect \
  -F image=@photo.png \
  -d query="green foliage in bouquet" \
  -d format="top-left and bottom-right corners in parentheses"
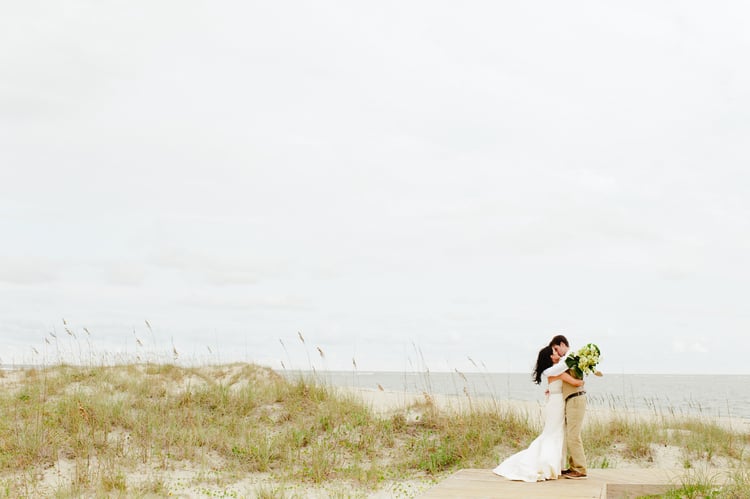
top-left (565, 343), bottom-right (602, 379)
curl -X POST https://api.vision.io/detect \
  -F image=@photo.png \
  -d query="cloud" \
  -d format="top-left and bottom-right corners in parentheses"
top-left (690, 342), bottom-right (708, 354)
top-left (178, 293), bottom-right (306, 312)
top-left (672, 338), bottom-right (709, 354)
top-left (100, 262), bottom-right (147, 287)
top-left (148, 249), bottom-right (279, 286)
top-left (0, 257), bottom-right (58, 285)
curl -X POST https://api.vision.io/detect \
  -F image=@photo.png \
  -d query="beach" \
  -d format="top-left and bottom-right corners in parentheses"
top-left (1, 365), bottom-right (748, 498)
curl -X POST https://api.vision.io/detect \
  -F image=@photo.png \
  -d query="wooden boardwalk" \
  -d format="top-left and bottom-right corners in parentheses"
top-left (420, 468), bottom-right (732, 499)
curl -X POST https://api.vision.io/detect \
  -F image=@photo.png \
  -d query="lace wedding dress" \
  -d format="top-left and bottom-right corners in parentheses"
top-left (492, 379), bottom-right (564, 482)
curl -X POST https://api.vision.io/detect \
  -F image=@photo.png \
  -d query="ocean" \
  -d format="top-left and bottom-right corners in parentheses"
top-left (282, 370), bottom-right (750, 420)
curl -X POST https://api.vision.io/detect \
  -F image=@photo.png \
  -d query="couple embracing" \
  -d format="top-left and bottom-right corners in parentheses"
top-left (493, 334), bottom-right (588, 482)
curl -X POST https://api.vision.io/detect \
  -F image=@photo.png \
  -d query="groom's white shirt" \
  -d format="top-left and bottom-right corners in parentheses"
top-left (544, 355), bottom-right (570, 377)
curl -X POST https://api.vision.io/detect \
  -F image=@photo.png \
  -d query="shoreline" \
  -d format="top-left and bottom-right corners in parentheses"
top-left (6, 365), bottom-right (749, 431)
top-left (6, 365), bottom-right (749, 430)
top-left (338, 386), bottom-right (750, 433)
top-left (282, 369), bottom-right (750, 421)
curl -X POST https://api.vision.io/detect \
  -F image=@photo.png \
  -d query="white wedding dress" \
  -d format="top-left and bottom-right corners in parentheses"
top-left (493, 378), bottom-right (564, 482)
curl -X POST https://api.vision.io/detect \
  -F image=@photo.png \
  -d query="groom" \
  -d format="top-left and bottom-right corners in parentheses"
top-left (547, 334), bottom-right (587, 479)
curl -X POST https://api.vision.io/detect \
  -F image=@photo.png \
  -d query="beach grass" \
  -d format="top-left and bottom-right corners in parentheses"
top-left (636, 467), bottom-right (750, 498)
top-left (1, 362), bottom-right (749, 498)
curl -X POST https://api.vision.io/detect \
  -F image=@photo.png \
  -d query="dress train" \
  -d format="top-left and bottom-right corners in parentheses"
top-left (493, 379), bottom-right (565, 482)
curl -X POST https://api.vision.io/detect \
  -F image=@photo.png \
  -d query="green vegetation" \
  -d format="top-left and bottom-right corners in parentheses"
top-left (637, 468), bottom-right (750, 498)
top-left (0, 363), bottom-right (529, 497)
top-left (0, 363), bottom-right (748, 497)
top-left (584, 415), bottom-right (750, 465)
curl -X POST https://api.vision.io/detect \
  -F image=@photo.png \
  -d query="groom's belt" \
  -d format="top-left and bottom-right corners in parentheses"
top-left (565, 391), bottom-right (586, 402)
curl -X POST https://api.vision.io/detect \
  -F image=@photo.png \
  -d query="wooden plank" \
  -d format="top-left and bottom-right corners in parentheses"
top-left (420, 468), bottom-right (732, 499)
top-left (421, 469), bottom-right (602, 498)
top-left (605, 484), bottom-right (674, 499)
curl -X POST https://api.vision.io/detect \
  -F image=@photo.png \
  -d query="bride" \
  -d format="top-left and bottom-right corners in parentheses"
top-left (493, 345), bottom-right (584, 482)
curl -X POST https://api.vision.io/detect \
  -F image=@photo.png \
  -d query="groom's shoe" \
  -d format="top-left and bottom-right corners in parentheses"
top-left (560, 469), bottom-right (572, 476)
top-left (564, 470), bottom-right (587, 479)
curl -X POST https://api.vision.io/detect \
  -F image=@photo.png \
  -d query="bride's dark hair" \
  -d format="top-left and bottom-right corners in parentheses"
top-left (532, 345), bottom-right (554, 385)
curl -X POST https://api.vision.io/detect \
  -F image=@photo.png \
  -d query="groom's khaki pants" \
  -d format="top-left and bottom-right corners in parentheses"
top-left (565, 395), bottom-right (587, 474)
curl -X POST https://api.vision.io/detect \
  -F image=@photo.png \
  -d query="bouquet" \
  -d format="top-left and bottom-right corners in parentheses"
top-left (565, 343), bottom-right (602, 379)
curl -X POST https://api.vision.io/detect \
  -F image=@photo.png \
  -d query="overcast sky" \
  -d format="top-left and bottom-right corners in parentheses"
top-left (2, 1), bottom-right (749, 374)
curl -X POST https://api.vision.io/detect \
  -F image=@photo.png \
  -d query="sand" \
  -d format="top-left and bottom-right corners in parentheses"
top-left (3, 369), bottom-right (748, 498)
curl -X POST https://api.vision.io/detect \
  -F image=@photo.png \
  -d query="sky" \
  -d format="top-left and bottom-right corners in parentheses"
top-left (2, 1), bottom-right (749, 374)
